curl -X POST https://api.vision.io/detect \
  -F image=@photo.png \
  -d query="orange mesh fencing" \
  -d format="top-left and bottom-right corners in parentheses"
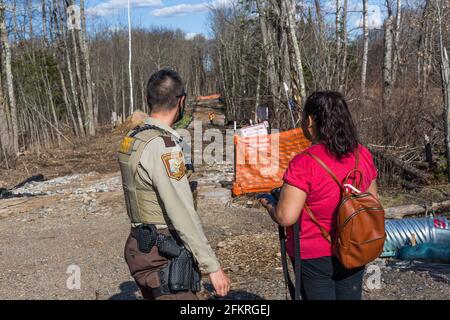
top-left (197, 94), bottom-right (221, 101)
top-left (232, 128), bottom-right (310, 196)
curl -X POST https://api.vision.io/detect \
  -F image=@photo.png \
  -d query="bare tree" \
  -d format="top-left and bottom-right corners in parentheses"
top-left (361, 0), bottom-right (369, 99)
top-left (382, 0), bottom-right (394, 141)
top-left (392, 0), bottom-right (402, 85)
top-left (435, 0), bottom-right (450, 180)
top-left (0, 65), bottom-right (11, 159)
top-left (256, 0), bottom-right (281, 123)
top-left (0, 1), bottom-right (19, 155)
top-left (285, 0), bottom-right (306, 101)
top-left (338, 0), bottom-right (349, 92)
top-left (80, 0), bottom-right (95, 135)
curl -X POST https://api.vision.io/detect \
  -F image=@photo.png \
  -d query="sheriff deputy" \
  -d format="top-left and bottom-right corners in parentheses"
top-left (118, 69), bottom-right (230, 300)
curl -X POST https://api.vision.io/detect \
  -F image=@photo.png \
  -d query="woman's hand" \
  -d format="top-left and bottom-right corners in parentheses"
top-left (258, 197), bottom-right (275, 214)
top-left (260, 184), bottom-right (307, 227)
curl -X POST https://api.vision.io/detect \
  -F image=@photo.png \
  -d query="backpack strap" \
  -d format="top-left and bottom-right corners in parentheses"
top-left (344, 147), bottom-right (363, 189)
top-left (302, 148), bottom-right (362, 243)
top-left (355, 145), bottom-right (360, 170)
top-left (304, 152), bottom-right (343, 190)
top-left (304, 205), bottom-right (331, 243)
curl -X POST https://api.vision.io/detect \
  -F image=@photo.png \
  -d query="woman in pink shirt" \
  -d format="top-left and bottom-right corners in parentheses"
top-left (260, 91), bottom-right (379, 300)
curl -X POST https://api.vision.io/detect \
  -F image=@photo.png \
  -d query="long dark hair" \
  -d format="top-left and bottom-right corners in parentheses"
top-left (302, 91), bottom-right (359, 160)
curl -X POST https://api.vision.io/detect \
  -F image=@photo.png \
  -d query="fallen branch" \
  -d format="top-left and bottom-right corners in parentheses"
top-left (369, 148), bottom-right (432, 184)
top-left (410, 161), bottom-right (430, 170)
top-left (385, 200), bottom-right (450, 219)
top-left (401, 180), bottom-right (423, 191)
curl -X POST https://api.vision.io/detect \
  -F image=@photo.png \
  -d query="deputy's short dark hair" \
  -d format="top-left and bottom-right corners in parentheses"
top-left (146, 69), bottom-right (184, 112)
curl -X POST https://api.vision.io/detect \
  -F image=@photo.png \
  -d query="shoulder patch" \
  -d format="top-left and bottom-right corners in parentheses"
top-left (162, 136), bottom-right (176, 147)
top-left (119, 136), bottom-right (135, 155)
top-left (161, 151), bottom-right (186, 180)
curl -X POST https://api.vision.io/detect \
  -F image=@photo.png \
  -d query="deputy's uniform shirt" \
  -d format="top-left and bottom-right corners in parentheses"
top-left (135, 117), bottom-right (220, 274)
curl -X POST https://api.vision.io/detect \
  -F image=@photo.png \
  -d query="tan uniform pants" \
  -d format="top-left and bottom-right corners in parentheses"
top-left (124, 227), bottom-right (199, 300)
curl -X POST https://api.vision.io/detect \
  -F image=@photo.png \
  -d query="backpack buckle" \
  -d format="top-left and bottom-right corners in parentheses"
top-left (344, 184), bottom-right (361, 194)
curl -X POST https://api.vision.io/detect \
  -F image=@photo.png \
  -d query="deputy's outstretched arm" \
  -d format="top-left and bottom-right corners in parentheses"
top-left (138, 138), bottom-right (221, 274)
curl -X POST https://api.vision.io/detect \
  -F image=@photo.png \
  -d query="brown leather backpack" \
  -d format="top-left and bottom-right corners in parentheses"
top-left (303, 149), bottom-right (386, 269)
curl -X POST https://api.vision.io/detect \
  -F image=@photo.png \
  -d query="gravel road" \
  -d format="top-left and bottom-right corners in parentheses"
top-left (0, 170), bottom-right (448, 300)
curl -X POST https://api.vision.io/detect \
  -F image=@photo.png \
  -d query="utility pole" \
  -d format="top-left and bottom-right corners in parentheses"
top-left (128, 0), bottom-right (134, 115)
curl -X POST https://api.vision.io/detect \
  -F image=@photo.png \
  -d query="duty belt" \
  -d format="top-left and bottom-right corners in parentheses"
top-left (130, 224), bottom-right (201, 295)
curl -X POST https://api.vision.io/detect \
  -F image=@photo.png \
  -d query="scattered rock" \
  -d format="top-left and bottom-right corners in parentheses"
top-left (217, 241), bottom-right (226, 248)
top-left (198, 188), bottom-right (232, 204)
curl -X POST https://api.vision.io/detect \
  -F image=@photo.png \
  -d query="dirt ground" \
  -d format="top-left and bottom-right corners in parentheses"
top-left (0, 111), bottom-right (449, 300)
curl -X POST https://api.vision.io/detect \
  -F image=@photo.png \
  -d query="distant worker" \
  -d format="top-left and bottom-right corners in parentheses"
top-left (208, 111), bottom-right (215, 126)
top-left (118, 69), bottom-right (230, 300)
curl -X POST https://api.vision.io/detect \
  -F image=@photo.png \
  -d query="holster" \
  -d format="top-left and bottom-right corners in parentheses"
top-left (135, 225), bottom-right (202, 295)
top-left (158, 249), bottom-right (202, 294)
top-left (160, 238), bottom-right (202, 293)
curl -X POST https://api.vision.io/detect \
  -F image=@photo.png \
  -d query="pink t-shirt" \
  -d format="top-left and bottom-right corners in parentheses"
top-left (283, 143), bottom-right (378, 259)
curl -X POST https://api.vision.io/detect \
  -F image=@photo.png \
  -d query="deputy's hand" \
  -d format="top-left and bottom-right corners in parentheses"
top-left (209, 268), bottom-right (231, 297)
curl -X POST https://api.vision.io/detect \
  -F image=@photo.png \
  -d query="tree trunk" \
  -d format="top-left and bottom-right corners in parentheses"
top-left (385, 200), bottom-right (450, 219)
top-left (392, 0), bottom-right (402, 85)
top-left (257, 0), bottom-right (280, 125)
top-left (334, 0), bottom-right (341, 88)
top-left (417, 1), bottom-right (431, 111)
top-left (58, 64), bottom-right (79, 137)
top-left (127, 0), bottom-right (134, 114)
top-left (79, 0), bottom-right (95, 136)
top-left (254, 52), bottom-right (264, 124)
top-left (285, 0), bottom-right (306, 101)
top-left (436, 0), bottom-right (450, 181)
top-left (0, 63), bottom-right (11, 157)
top-left (339, 0), bottom-right (348, 92)
top-left (28, 0), bottom-right (33, 39)
top-left (361, 0), bottom-right (369, 99)
top-left (42, 0), bottom-right (47, 45)
top-left (382, 0), bottom-right (394, 141)
top-left (0, 2), bottom-right (19, 155)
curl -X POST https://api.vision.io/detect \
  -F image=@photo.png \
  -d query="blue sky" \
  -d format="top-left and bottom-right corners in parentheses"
top-left (85, 0), bottom-right (386, 38)
top-left (86, 0), bottom-right (234, 38)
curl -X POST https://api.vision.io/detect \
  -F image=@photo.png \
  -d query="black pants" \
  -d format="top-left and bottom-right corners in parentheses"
top-left (291, 256), bottom-right (365, 300)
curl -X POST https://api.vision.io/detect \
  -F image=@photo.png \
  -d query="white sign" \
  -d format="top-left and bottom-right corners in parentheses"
top-left (237, 121), bottom-right (269, 138)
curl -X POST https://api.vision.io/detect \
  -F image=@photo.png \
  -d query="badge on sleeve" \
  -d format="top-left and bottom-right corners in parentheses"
top-left (119, 136), bottom-right (135, 155)
top-left (161, 151), bottom-right (186, 180)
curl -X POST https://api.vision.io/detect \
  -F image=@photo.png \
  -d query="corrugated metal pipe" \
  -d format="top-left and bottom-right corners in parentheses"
top-left (382, 216), bottom-right (450, 257)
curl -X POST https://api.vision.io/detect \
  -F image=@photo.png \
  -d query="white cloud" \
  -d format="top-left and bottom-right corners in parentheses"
top-left (185, 32), bottom-right (199, 40)
top-left (88, 0), bottom-right (163, 17)
top-left (151, 3), bottom-right (206, 17)
top-left (151, 0), bottom-right (234, 17)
